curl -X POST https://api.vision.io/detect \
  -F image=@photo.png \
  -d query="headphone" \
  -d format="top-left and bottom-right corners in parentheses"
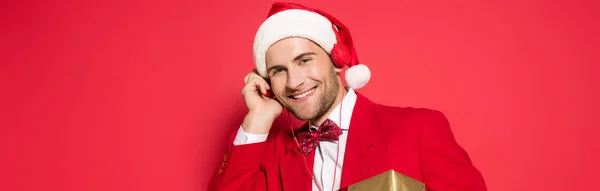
top-left (330, 25), bottom-right (352, 69)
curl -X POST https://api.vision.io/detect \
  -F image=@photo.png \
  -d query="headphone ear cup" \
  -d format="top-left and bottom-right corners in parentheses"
top-left (331, 42), bottom-right (351, 68)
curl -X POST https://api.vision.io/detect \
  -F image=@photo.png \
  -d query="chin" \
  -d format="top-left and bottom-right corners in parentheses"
top-left (296, 113), bottom-right (316, 121)
top-left (286, 105), bottom-right (317, 121)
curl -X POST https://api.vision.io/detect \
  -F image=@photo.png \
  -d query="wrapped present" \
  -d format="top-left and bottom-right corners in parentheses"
top-left (341, 170), bottom-right (425, 191)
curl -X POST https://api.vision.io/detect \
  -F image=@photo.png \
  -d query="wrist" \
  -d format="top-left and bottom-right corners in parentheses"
top-left (242, 111), bottom-right (276, 134)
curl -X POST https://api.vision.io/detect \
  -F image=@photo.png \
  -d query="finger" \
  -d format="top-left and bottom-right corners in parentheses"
top-left (244, 72), bottom-right (252, 84)
top-left (245, 73), bottom-right (254, 84)
top-left (242, 78), bottom-right (259, 94)
top-left (241, 84), bottom-right (255, 95)
top-left (265, 80), bottom-right (271, 90)
top-left (244, 71), bottom-right (261, 84)
top-left (244, 72), bottom-right (270, 96)
top-left (247, 77), bottom-right (265, 95)
top-left (259, 82), bottom-right (266, 95)
top-left (252, 77), bottom-right (267, 95)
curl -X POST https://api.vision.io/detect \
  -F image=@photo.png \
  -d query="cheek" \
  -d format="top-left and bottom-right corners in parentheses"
top-left (306, 62), bottom-right (334, 82)
top-left (305, 64), bottom-right (326, 79)
top-left (270, 78), bottom-right (286, 94)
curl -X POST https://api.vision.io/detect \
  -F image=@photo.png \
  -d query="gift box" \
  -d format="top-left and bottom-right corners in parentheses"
top-left (341, 170), bottom-right (425, 191)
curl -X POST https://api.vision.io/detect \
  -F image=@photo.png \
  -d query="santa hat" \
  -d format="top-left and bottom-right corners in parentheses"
top-left (253, 2), bottom-right (371, 89)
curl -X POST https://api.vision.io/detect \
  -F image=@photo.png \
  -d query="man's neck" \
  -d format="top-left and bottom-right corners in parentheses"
top-left (309, 86), bottom-right (348, 127)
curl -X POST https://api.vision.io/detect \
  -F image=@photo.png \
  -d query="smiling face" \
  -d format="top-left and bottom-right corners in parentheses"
top-left (265, 37), bottom-right (343, 121)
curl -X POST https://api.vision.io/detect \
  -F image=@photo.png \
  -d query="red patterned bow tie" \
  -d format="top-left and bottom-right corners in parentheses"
top-left (296, 119), bottom-right (343, 156)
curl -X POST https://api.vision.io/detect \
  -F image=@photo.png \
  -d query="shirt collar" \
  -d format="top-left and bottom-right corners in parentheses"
top-left (309, 88), bottom-right (357, 131)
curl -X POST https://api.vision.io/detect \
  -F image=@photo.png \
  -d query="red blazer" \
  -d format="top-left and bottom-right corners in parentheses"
top-left (208, 93), bottom-right (487, 191)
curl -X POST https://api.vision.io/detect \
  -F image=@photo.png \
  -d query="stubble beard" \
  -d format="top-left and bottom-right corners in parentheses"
top-left (286, 68), bottom-right (340, 121)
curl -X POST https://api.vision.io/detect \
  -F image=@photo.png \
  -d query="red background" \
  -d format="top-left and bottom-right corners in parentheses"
top-left (1, 0), bottom-right (598, 190)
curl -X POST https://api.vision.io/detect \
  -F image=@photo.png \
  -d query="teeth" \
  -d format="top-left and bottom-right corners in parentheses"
top-left (293, 88), bottom-right (315, 99)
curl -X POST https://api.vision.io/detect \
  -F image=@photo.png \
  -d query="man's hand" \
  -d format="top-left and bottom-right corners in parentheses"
top-left (241, 70), bottom-right (283, 134)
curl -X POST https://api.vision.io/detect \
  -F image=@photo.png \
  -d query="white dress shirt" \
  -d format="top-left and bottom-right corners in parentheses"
top-left (233, 88), bottom-right (358, 191)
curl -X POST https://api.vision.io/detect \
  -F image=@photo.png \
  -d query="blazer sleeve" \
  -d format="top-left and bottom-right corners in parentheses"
top-left (207, 129), bottom-right (269, 191)
top-left (418, 110), bottom-right (487, 191)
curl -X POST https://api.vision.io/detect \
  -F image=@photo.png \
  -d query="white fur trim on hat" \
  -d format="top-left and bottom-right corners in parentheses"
top-left (253, 9), bottom-right (337, 78)
top-left (345, 64), bottom-right (371, 89)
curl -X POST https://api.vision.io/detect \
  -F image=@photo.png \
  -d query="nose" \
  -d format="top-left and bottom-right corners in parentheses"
top-left (286, 67), bottom-right (304, 90)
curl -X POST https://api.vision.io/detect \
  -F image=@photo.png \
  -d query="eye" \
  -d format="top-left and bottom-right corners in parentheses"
top-left (272, 68), bottom-right (285, 76)
top-left (300, 58), bottom-right (312, 64)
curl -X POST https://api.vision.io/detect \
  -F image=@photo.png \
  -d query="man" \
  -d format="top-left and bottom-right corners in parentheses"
top-left (209, 2), bottom-right (487, 191)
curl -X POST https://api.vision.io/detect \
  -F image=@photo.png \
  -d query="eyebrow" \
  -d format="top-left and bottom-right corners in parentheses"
top-left (266, 52), bottom-right (316, 74)
top-left (292, 52), bottom-right (316, 62)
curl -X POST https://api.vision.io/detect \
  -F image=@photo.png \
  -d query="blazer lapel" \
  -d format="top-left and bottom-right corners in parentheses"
top-left (340, 93), bottom-right (378, 188)
top-left (279, 123), bottom-right (315, 191)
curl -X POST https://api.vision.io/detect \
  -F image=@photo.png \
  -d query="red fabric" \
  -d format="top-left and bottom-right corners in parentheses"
top-left (208, 92), bottom-right (487, 191)
top-left (296, 119), bottom-right (343, 156)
